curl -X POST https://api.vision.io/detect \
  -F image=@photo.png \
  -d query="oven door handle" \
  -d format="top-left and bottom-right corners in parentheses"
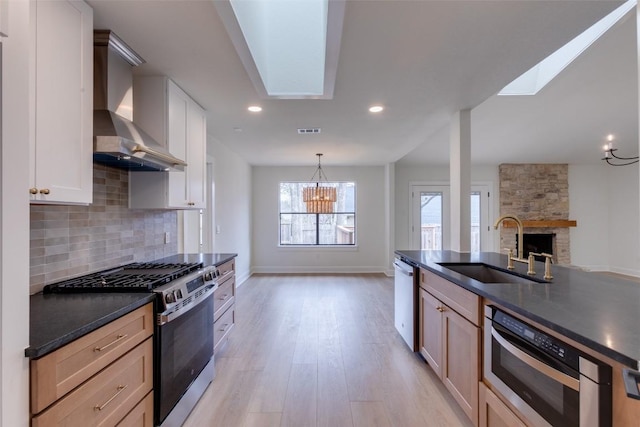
top-left (491, 327), bottom-right (580, 391)
top-left (157, 284), bottom-right (217, 325)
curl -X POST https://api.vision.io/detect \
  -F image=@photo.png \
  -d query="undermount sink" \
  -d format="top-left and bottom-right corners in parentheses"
top-left (437, 263), bottom-right (547, 285)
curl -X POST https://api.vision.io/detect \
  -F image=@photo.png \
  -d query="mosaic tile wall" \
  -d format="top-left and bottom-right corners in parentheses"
top-left (30, 164), bottom-right (178, 294)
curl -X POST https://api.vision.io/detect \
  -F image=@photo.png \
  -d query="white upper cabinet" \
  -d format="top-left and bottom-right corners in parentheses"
top-left (130, 77), bottom-right (206, 209)
top-left (0, 0), bottom-right (8, 37)
top-left (30, 0), bottom-right (93, 205)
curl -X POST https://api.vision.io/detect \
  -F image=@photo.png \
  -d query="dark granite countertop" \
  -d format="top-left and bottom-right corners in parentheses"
top-left (26, 293), bottom-right (156, 359)
top-left (155, 252), bottom-right (237, 268)
top-left (395, 250), bottom-right (640, 369)
top-left (26, 253), bottom-right (237, 359)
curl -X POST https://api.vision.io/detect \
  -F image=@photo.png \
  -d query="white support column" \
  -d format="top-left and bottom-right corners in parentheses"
top-left (385, 162), bottom-right (395, 275)
top-left (450, 110), bottom-right (471, 252)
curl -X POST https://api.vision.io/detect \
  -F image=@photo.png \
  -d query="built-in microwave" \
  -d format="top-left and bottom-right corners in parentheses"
top-left (484, 305), bottom-right (612, 427)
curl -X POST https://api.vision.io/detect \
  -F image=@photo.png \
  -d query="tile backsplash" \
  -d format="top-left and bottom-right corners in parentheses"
top-left (30, 164), bottom-right (178, 294)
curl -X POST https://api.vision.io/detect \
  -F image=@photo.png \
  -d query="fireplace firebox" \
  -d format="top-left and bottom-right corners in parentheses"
top-left (516, 233), bottom-right (554, 262)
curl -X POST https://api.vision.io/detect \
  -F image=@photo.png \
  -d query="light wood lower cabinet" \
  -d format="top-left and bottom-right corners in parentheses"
top-left (213, 259), bottom-right (236, 353)
top-left (30, 303), bottom-right (154, 427)
top-left (419, 269), bottom-right (481, 427)
top-left (479, 382), bottom-right (527, 427)
top-left (419, 287), bottom-right (443, 377)
top-left (117, 391), bottom-right (154, 427)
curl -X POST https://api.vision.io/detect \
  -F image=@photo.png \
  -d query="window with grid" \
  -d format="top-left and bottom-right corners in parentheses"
top-left (279, 182), bottom-right (356, 245)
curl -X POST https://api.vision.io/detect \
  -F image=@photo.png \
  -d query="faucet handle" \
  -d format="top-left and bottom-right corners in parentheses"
top-left (526, 252), bottom-right (538, 276)
top-left (539, 253), bottom-right (553, 281)
top-left (502, 248), bottom-right (514, 270)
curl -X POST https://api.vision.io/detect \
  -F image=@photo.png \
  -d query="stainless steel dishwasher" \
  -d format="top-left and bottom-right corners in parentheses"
top-left (394, 257), bottom-right (416, 350)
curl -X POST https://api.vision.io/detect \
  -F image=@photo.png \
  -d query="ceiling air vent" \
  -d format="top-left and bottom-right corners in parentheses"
top-left (297, 128), bottom-right (321, 134)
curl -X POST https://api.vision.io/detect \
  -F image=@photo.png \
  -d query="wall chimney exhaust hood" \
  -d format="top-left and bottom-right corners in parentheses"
top-left (93, 30), bottom-right (187, 171)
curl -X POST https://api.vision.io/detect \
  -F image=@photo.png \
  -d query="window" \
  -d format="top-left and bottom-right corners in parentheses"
top-left (279, 182), bottom-right (356, 245)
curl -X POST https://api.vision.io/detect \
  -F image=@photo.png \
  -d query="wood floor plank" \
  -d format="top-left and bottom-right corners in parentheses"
top-left (242, 412), bottom-right (282, 427)
top-left (280, 363), bottom-right (318, 427)
top-left (183, 274), bottom-right (472, 427)
top-left (351, 401), bottom-right (392, 427)
top-left (317, 331), bottom-right (353, 427)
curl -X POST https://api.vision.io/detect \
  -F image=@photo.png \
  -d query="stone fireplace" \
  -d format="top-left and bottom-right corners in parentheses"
top-left (499, 164), bottom-right (572, 264)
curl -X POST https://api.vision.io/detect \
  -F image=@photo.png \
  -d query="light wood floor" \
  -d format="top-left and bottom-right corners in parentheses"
top-left (184, 274), bottom-right (472, 427)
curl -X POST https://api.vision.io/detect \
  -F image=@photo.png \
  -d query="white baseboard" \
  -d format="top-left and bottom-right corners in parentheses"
top-left (250, 266), bottom-right (387, 274)
top-left (573, 264), bottom-right (609, 272)
top-left (235, 270), bottom-right (251, 288)
top-left (610, 266), bottom-right (640, 278)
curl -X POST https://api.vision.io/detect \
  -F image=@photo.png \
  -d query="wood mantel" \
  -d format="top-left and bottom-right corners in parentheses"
top-left (501, 220), bottom-right (577, 228)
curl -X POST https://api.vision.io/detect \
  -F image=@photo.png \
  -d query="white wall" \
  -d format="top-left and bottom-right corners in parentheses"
top-left (607, 165), bottom-right (640, 275)
top-left (569, 164), bottom-right (640, 275)
top-left (569, 165), bottom-right (610, 270)
top-left (2, 1), bottom-right (32, 425)
top-left (209, 138), bottom-right (252, 284)
top-left (394, 164), bottom-right (499, 251)
top-left (251, 165), bottom-right (388, 273)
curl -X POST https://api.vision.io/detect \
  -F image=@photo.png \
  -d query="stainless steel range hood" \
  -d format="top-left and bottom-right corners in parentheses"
top-left (93, 30), bottom-right (187, 171)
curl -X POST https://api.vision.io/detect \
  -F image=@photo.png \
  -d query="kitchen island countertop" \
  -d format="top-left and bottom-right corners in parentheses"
top-left (396, 250), bottom-right (640, 369)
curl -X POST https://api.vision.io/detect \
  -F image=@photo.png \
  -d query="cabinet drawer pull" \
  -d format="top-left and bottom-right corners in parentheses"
top-left (93, 334), bottom-right (128, 352)
top-left (219, 323), bottom-right (231, 333)
top-left (29, 187), bottom-right (38, 194)
top-left (39, 188), bottom-right (50, 195)
top-left (94, 384), bottom-right (127, 411)
top-left (218, 293), bottom-right (229, 301)
top-left (436, 306), bottom-right (445, 312)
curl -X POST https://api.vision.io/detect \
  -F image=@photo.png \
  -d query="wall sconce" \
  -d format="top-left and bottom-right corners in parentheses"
top-left (602, 134), bottom-right (638, 166)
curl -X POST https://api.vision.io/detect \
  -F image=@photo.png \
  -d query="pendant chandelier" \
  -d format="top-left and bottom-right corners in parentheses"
top-left (303, 153), bottom-right (336, 213)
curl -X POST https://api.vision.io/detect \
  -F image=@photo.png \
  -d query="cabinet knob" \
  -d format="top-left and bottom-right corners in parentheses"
top-left (39, 188), bottom-right (50, 195)
top-left (187, 202), bottom-right (195, 206)
top-left (29, 188), bottom-right (38, 194)
top-left (436, 306), bottom-right (445, 312)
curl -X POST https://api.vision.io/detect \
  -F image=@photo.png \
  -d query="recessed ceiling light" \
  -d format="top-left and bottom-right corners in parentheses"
top-left (248, 105), bottom-right (262, 112)
top-left (369, 105), bottom-right (384, 113)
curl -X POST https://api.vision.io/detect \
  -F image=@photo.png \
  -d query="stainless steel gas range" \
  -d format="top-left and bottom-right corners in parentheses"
top-left (44, 261), bottom-right (231, 427)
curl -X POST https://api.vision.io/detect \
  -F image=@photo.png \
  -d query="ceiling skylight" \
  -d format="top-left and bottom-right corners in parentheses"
top-left (214, 0), bottom-right (345, 99)
top-left (499, 0), bottom-right (636, 96)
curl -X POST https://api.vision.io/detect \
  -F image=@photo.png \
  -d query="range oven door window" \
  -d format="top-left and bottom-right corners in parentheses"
top-left (490, 323), bottom-right (579, 426)
top-left (156, 293), bottom-right (214, 423)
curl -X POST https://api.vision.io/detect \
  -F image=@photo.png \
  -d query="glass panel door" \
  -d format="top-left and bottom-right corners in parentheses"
top-left (411, 184), bottom-right (491, 251)
top-left (412, 186), bottom-right (449, 250)
top-left (471, 191), bottom-right (480, 252)
top-left (420, 192), bottom-right (443, 250)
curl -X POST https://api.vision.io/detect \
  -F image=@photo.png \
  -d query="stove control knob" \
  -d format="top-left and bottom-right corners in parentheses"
top-left (175, 289), bottom-right (183, 300)
top-left (165, 292), bottom-right (176, 304)
top-left (204, 272), bottom-right (213, 281)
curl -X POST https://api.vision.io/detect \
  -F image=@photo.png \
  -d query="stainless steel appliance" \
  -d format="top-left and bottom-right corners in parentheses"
top-left (394, 257), bottom-right (416, 350)
top-left (484, 305), bottom-right (612, 427)
top-left (93, 30), bottom-right (187, 171)
top-left (44, 261), bottom-right (230, 426)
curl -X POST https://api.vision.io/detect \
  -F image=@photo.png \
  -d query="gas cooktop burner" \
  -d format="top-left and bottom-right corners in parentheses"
top-left (43, 262), bottom-right (203, 293)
